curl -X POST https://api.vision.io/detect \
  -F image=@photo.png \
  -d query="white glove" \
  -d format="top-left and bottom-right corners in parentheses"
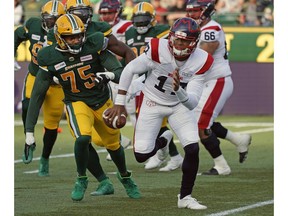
top-left (25, 132), bottom-right (35, 145)
top-left (53, 76), bottom-right (60, 84)
top-left (95, 72), bottom-right (115, 84)
top-left (14, 60), bottom-right (21, 71)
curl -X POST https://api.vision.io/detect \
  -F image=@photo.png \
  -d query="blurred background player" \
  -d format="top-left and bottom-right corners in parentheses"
top-left (98, 0), bottom-right (133, 161)
top-left (125, 2), bottom-right (183, 171)
top-left (185, 0), bottom-right (251, 175)
top-left (15, 0), bottom-right (65, 177)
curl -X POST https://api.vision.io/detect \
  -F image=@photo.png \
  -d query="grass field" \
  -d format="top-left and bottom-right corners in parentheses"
top-left (14, 114), bottom-right (274, 216)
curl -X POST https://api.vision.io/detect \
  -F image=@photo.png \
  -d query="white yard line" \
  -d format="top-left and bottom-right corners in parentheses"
top-left (206, 200), bottom-right (274, 216)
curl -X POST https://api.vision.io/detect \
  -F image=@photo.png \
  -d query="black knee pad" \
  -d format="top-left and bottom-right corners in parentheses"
top-left (134, 152), bottom-right (155, 163)
top-left (184, 143), bottom-right (199, 156)
top-left (201, 133), bottom-right (220, 152)
top-left (211, 122), bottom-right (228, 139)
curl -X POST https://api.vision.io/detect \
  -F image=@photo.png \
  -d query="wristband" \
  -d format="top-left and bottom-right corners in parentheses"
top-left (115, 94), bottom-right (126, 106)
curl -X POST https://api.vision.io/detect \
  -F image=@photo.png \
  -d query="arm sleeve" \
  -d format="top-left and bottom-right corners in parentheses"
top-left (99, 50), bottom-right (124, 83)
top-left (118, 53), bottom-right (152, 92)
top-left (25, 68), bottom-right (52, 132)
top-left (175, 74), bottom-right (205, 110)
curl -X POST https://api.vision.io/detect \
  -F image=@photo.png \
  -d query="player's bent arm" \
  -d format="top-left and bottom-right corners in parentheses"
top-left (118, 54), bottom-right (151, 93)
top-left (107, 34), bottom-right (136, 65)
top-left (99, 49), bottom-right (125, 83)
top-left (199, 40), bottom-right (219, 55)
top-left (25, 67), bottom-right (51, 132)
top-left (175, 74), bottom-right (205, 110)
top-left (14, 26), bottom-right (28, 56)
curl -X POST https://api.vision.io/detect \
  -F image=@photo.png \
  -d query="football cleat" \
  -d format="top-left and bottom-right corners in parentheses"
top-left (117, 171), bottom-right (141, 199)
top-left (71, 176), bottom-right (88, 201)
top-left (22, 143), bottom-right (36, 164)
top-left (177, 194), bottom-right (207, 210)
top-left (90, 178), bottom-right (114, 196)
top-left (144, 154), bottom-right (164, 170)
top-left (201, 166), bottom-right (231, 176)
top-left (38, 157), bottom-right (49, 177)
top-left (159, 154), bottom-right (183, 172)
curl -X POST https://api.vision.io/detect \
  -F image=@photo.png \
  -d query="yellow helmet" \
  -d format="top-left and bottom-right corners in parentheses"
top-left (41, 0), bottom-right (65, 32)
top-left (54, 14), bottom-right (86, 54)
top-left (132, 2), bottom-right (156, 34)
top-left (65, 0), bottom-right (93, 28)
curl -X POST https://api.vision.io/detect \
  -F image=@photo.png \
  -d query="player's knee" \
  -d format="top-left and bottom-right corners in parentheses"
top-left (76, 135), bottom-right (91, 146)
top-left (211, 122), bottom-right (227, 139)
top-left (184, 143), bottom-right (199, 156)
top-left (201, 132), bottom-right (220, 151)
top-left (134, 152), bottom-right (154, 163)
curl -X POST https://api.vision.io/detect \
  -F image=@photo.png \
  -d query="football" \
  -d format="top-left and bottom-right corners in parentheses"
top-left (102, 108), bottom-right (127, 129)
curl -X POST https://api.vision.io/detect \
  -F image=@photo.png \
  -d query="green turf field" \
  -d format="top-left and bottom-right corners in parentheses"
top-left (14, 114), bottom-right (273, 216)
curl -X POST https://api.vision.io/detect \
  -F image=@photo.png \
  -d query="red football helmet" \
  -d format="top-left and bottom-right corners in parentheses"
top-left (98, 0), bottom-right (123, 26)
top-left (168, 17), bottom-right (201, 60)
top-left (186, 0), bottom-right (215, 23)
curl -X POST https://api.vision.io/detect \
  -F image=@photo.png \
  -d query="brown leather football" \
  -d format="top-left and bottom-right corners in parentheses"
top-left (102, 108), bottom-right (127, 129)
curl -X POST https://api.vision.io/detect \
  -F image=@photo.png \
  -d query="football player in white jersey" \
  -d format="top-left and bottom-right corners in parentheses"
top-left (107, 17), bottom-right (214, 210)
top-left (185, 0), bottom-right (252, 175)
top-left (98, 0), bottom-right (134, 160)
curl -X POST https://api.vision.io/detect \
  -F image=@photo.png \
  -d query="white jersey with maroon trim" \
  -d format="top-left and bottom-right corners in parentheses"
top-left (118, 38), bottom-right (214, 107)
top-left (112, 19), bottom-right (132, 43)
top-left (199, 19), bottom-right (232, 81)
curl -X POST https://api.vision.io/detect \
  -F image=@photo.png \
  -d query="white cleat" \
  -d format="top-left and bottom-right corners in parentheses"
top-left (231, 133), bottom-right (252, 163)
top-left (201, 166), bottom-right (231, 175)
top-left (159, 155), bottom-right (183, 172)
top-left (144, 154), bottom-right (164, 170)
top-left (157, 130), bottom-right (173, 161)
top-left (177, 194), bottom-right (207, 210)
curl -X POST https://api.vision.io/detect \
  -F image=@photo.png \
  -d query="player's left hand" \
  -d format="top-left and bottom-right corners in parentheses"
top-left (95, 72), bottom-right (115, 85)
top-left (172, 69), bottom-right (180, 91)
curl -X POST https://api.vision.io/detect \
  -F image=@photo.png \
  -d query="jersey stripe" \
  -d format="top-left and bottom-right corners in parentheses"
top-left (196, 53), bottom-right (214, 74)
top-left (198, 77), bottom-right (225, 129)
top-left (202, 26), bottom-right (221, 32)
top-left (117, 22), bottom-right (132, 34)
top-left (150, 38), bottom-right (160, 63)
top-left (157, 29), bottom-right (170, 39)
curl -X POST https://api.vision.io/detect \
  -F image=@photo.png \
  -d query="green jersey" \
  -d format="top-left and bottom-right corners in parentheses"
top-left (14, 17), bottom-right (47, 76)
top-left (26, 32), bottom-right (123, 132)
top-left (47, 21), bottom-right (112, 45)
top-left (125, 24), bottom-right (170, 57)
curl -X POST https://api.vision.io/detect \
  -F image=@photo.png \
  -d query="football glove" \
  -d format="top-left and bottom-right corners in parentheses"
top-left (14, 60), bottom-right (21, 72)
top-left (22, 132), bottom-right (36, 164)
top-left (95, 72), bottom-right (115, 90)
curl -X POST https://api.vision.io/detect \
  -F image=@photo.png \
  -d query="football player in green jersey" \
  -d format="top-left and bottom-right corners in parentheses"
top-left (126, 2), bottom-right (184, 171)
top-left (24, 14), bottom-right (141, 201)
top-left (47, 0), bottom-right (135, 65)
top-left (14, 0), bottom-right (66, 176)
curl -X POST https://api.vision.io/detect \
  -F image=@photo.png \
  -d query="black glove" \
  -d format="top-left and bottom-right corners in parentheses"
top-left (95, 72), bottom-right (115, 90)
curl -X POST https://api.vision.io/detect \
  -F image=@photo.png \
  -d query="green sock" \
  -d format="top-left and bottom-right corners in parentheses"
top-left (87, 143), bottom-right (107, 182)
top-left (107, 146), bottom-right (127, 174)
top-left (74, 135), bottom-right (90, 176)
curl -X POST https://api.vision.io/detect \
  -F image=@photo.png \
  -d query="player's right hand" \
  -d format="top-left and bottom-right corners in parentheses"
top-left (14, 60), bottom-right (21, 71)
